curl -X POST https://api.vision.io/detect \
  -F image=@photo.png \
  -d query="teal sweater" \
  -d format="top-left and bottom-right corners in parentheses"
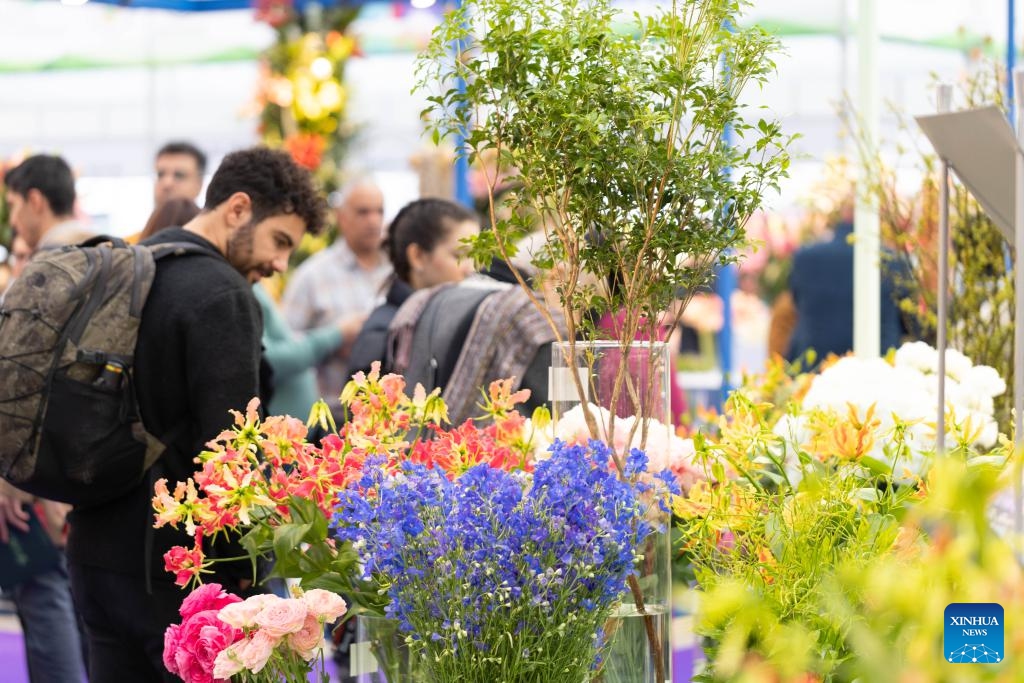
top-left (254, 284), bottom-right (343, 420)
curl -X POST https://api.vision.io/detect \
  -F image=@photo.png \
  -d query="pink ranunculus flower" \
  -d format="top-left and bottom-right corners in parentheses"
top-left (163, 624), bottom-right (182, 675)
top-left (218, 593), bottom-right (280, 629)
top-left (301, 589), bottom-right (347, 622)
top-left (178, 610), bottom-right (224, 649)
top-left (179, 583), bottom-right (242, 619)
top-left (254, 598), bottom-right (308, 637)
top-left (194, 623), bottom-right (242, 675)
top-left (238, 630), bottom-right (278, 673)
top-left (169, 609), bottom-right (239, 683)
top-left (174, 647), bottom-right (213, 683)
top-left (288, 612), bottom-right (325, 660)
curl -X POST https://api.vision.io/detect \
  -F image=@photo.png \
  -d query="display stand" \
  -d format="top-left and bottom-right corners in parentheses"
top-left (916, 80), bottom-right (1024, 546)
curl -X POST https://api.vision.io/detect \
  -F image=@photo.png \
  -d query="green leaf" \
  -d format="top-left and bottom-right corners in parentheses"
top-left (273, 522), bottom-right (313, 564)
top-left (854, 487), bottom-right (880, 503)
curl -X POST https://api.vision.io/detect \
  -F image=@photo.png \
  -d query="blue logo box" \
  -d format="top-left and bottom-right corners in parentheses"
top-left (945, 603), bottom-right (1004, 664)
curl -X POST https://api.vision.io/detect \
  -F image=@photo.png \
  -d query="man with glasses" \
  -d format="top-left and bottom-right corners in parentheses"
top-left (153, 141), bottom-right (206, 207)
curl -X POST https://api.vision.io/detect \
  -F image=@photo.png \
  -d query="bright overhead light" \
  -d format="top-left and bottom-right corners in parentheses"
top-left (310, 57), bottom-right (333, 80)
top-left (61, 0), bottom-right (90, 5)
top-left (411, 0), bottom-right (436, 8)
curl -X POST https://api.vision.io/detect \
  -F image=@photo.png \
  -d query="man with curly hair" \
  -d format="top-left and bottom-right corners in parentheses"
top-left (66, 147), bottom-right (326, 682)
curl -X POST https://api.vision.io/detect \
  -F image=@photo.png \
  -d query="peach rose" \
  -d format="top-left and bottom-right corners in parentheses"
top-left (287, 613), bottom-right (324, 660)
top-left (253, 598), bottom-right (307, 637)
top-left (238, 630), bottom-right (278, 673)
top-left (301, 589), bottom-right (347, 622)
top-left (212, 643), bottom-right (244, 679)
top-left (219, 594), bottom-right (280, 629)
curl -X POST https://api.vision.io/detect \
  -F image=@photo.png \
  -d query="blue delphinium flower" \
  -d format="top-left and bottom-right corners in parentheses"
top-left (331, 438), bottom-right (674, 683)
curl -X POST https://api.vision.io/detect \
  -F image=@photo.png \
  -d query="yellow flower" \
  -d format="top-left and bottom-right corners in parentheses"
top-left (204, 467), bottom-right (274, 527)
top-left (672, 481), bottom-right (715, 519)
top-left (306, 399), bottom-right (336, 434)
top-left (151, 478), bottom-right (215, 537)
top-left (411, 383), bottom-right (448, 424)
top-left (822, 403), bottom-right (879, 461)
top-left (317, 81), bottom-right (345, 113)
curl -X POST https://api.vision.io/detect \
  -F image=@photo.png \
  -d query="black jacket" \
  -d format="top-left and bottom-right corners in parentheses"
top-left (347, 278), bottom-right (414, 378)
top-left (67, 228), bottom-right (263, 585)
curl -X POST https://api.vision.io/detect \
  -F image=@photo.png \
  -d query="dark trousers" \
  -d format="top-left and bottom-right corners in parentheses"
top-left (69, 563), bottom-right (183, 683)
top-left (10, 554), bottom-right (87, 683)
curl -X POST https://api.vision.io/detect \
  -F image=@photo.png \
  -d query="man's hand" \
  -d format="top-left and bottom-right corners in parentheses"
top-left (0, 489), bottom-right (31, 543)
top-left (39, 499), bottom-right (71, 547)
top-left (336, 312), bottom-right (368, 343)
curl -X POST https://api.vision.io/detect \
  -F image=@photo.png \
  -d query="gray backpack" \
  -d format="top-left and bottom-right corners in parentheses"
top-left (0, 236), bottom-right (204, 506)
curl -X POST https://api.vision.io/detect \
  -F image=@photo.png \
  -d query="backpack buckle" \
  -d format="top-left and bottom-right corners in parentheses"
top-left (77, 350), bottom-right (107, 365)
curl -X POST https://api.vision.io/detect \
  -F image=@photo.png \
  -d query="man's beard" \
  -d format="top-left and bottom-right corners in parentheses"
top-left (226, 219), bottom-right (257, 276)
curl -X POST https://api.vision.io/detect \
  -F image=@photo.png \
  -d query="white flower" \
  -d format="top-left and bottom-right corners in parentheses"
top-left (943, 348), bottom-right (973, 382)
top-left (962, 364), bottom-right (1007, 399)
top-left (545, 403), bottom-right (704, 488)
top-left (893, 341), bottom-right (938, 374)
top-left (783, 342), bottom-right (1004, 481)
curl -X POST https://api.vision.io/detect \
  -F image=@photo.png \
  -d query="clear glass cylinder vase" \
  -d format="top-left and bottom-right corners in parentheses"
top-left (549, 340), bottom-right (673, 683)
top-left (350, 614), bottom-right (426, 683)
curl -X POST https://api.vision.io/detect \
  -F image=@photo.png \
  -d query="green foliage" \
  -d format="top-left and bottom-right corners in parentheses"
top-left (690, 456), bottom-right (1023, 682)
top-left (238, 495), bottom-right (386, 618)
top-left (685, 468), bottom-right (910, 680)
top-left (417, 0), bottom-right (793, 352)
top-left (676, 368), bottom-right (1016, 681)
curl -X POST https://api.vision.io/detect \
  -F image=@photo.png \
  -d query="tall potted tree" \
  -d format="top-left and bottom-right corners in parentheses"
top-left (418, 0), bottom-right (792, 680)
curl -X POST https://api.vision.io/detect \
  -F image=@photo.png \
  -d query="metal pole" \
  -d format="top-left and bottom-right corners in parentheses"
top-left (452, 0), bottom-right (473, 208)
top-left (854, 0), bottom-right (880, 358)
top-left (1007, 0), bottom-right (1019, 278)
top-left (838, 0), bottom-right (849, 148)
top-left (716, 262), bottom-right (735, 399)
top-left (1009, 0), bottom-right (1017, 124)
top-left (1013, 67), bottom-right (1024, 547)
top-left (935, 84), bottom-right (952, 457)
top-left (716, 22), bottom-right (736, 403)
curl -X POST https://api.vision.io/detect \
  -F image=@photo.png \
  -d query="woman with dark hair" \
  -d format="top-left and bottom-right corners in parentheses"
top-left (348, 198), bottom-right (478, 378)
top-left (138, 197), bottom-right (201, 240)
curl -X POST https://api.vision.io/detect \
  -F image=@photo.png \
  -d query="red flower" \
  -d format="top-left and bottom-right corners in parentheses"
top-left (254, 0), bottom-right (293, 28)
top-left (164, 540), bottom-right (206, 587)
top-left (284, 133), bottom-right (326, 171)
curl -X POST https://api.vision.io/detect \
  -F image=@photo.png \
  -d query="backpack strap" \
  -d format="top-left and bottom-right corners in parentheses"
top-left (49, 234), bottom-right (129, 251)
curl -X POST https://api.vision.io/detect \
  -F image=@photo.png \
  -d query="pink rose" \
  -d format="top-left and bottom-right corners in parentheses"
top-left (213, 643), bottom-right (245, 679)
top-left (218, 594), bottom-right (280, 629)
top-left (174, 648), bottom-right (213, 683)
top-left (194, 623), bottom-right (241, 674)
top-left (288, 612), bottom-right (324, 660)
top-left (301, 589), bottom-right (347, 622)
top-left (171, 609), bottom-right (241, 683)
top-left (238, 630), bottom-right (278, 673)
top-left (163, 624), bottom-right (182, 675)
top-left (179, 610), bottom-right (223, 649)
top-left (253, 598), bottom-right (308, 637)
top-left (179, 583), bottom-right (242, 619)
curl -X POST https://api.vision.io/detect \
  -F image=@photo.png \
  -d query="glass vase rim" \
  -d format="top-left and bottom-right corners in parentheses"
top-left (552, 340), bottom-right (668, 350)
